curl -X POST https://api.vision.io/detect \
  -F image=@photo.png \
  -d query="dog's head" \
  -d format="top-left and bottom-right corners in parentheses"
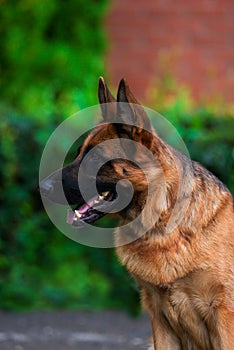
top-left (40, 78), bottom-right (165, 227)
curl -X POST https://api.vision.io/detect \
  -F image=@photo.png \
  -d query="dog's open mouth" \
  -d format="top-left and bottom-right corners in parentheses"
top-left (66, 190), bottom-right (115, 227)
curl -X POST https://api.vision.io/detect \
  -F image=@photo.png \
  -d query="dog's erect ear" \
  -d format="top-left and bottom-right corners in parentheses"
top-left (116, 78), bottom-right (153, 149)
top-left (98, 77), bottom-right (116, 121)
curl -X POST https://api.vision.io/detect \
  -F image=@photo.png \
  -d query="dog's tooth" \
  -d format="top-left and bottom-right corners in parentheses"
top-left (75, 210), bottom-right (82, 218)
top-left (102, 191), bottom-right (109, 197)
top-left (94, 199), bottom-right (100, 204)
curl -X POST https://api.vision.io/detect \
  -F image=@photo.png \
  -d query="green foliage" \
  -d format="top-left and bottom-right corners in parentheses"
top-left (0, 114), bottom-right (139, 313)
top-left (0, 0), bottom-right (108, 120)
top-left (0, 0), bottom-right (140, 314)
top-left (149, 76), bottom-right (234, 194)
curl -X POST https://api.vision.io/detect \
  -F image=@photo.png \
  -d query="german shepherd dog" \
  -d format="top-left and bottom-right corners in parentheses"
top-left (40, 78), bottom-right (234, 349)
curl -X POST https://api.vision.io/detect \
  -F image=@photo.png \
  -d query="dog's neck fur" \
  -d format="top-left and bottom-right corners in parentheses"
top-left (118, 135), bottom-right (231, 234)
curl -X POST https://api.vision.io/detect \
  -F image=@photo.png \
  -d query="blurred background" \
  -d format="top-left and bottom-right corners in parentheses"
top-left (0, 0), bottom-right (233, 316)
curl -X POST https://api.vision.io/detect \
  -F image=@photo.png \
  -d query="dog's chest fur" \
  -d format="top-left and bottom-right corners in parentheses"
top-left (116, 229), bottom-right (228, 349)
top-left (139, 271), bottom-right (223, 349)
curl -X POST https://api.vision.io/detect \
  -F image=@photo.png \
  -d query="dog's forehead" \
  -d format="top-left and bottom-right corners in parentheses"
top-left (84, 123), bottom-right (118, 147)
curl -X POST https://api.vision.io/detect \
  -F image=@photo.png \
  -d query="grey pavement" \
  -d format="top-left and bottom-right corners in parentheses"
top-left (0, 311), bottom-right (152, 350)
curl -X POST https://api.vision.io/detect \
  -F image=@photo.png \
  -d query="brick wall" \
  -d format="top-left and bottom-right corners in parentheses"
top-left (105, 0), bottom-right (234, 101)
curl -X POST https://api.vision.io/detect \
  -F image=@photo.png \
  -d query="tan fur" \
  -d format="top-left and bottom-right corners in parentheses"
top-left (96, 79), bottom-right (234, 349)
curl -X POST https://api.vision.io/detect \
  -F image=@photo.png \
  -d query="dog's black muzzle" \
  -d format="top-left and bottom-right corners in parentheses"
top-left (39, 163), bottom-right (83, 205)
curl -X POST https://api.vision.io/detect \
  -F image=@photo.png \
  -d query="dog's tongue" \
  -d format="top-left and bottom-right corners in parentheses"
top-left (66, 194), bottom-right (99, 225)
top-left (78, 202), bottom-right (91, 214)
top-left (78, 194), bottom-right (99, 213)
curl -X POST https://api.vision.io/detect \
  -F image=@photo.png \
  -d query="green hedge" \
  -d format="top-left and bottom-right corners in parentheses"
top-left (0, 0), bottom-right (108, 120)
top-left (0, 0), bottom-right (139, 314)
top-left (0, 114), bottom-right (139, 313)
top-left (172, 110), bottom-right (234, 195)
top-left (149, 79), bottom-right (234, 195)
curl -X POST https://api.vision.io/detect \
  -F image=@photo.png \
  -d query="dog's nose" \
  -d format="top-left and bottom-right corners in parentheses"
top-left (39, 169), bottom-right (70, 204)
top-left (39, 178), bottom-right (54, 196)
